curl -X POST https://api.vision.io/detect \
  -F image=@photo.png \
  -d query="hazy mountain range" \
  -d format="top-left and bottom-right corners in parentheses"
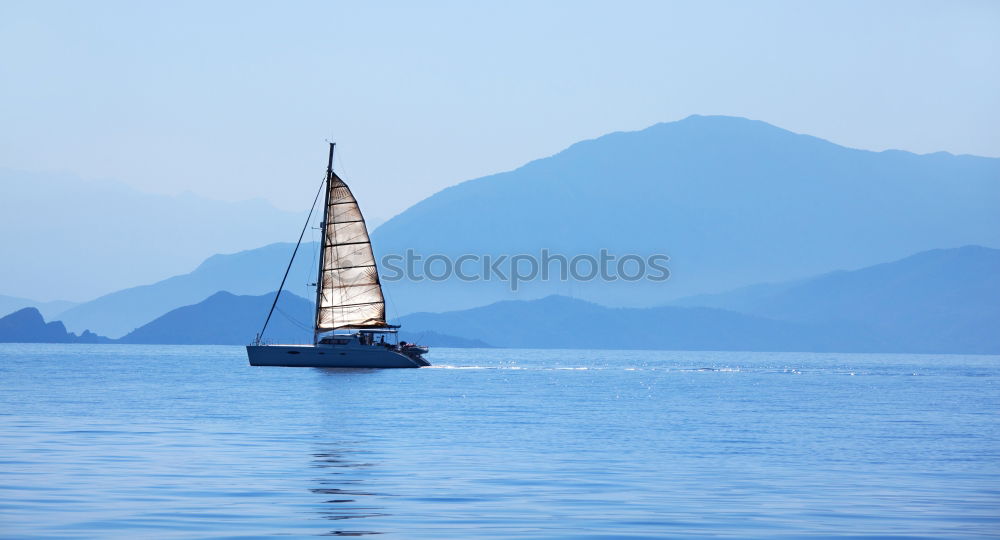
top-left (128, 293), bottom-right (842, 351)
top-left (398, 296), bottom-right (858, 352)
top-left (118, 291), bottom-right (315, 345)
top-left (372, 115), bottom-right (1000, 314)
top-left (0, 308), bottom-right (108, 344)
top-left (669, 245), bottom-right (1000, 353)
top-left (3, 245), bottom-right (996, 354)
top-left (55, 243), bottom-right (319, 338)
top-left (396, 246), bottom-right (999, 354)
top-left (116, 291), bottom-right (488, 347)
top-left (2, 116), bottom-right (997, 351)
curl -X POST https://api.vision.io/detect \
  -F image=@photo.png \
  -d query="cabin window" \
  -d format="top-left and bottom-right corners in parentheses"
top-left (286, 351), bottom-right (301, 355)
top-left (333, 339), bottom-right (350, 345)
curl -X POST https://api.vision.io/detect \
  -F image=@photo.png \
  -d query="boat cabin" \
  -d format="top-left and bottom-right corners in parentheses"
top-left (317, 329), bottom-right (399, 348)
top-left (315, 329), bottom-right (429, 356)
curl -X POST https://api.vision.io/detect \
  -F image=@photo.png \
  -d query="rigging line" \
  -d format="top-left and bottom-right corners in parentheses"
top-left (255, 174), bottom-right (327, 344)
top-left (335, 150), bottom-right (348, 181)
top-left (275, 306), bottom-right (313, 332)
top-left (308, 217), bottom-right (318, 297)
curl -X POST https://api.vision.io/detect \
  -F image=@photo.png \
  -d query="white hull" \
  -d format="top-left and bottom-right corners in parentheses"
top-left (246, 344), bottom-right (428, 368)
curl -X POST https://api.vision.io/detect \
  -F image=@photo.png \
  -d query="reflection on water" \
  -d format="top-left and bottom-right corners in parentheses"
top-left (311, 445), bottom-right (387, 535)
top-left (312, 367), bottom-right (388, 535)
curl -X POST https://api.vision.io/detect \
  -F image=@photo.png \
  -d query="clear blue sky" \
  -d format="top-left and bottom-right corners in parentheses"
top-left (1, 0), bottom-right (998, 221)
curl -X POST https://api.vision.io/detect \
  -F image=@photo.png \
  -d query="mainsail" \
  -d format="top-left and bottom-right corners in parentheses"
top-left (315, 158), bottom-right (388, 332)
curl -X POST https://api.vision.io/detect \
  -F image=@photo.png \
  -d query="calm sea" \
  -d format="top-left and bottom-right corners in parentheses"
top-left (1, 344), bottom-right (998, 538)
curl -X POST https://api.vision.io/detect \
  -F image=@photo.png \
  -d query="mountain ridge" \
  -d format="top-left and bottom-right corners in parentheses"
top-left (118, 290), bottom-right (489, 347)
top-left (3, 246), bottom-right (997, 353)
top-left (370, 114), bottom-right (1000, 314)
top-left (669, 245), bottom-right (1000, 353)
top-left (0, 307), bottom-right (109, 344)
top-left (42, 115), bottom-right (1000, 335)
top-left (396, 294), bottom-right (882, 352)
top-left (57, 243), bottom-right (319, 338)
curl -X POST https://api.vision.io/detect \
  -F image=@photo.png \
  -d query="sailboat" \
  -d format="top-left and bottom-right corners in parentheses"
top-left (246, 143), bottom-right (430, 368)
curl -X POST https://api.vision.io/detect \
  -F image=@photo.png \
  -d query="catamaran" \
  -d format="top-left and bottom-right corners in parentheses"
top-left (246, 143), bottom-right (429, 368)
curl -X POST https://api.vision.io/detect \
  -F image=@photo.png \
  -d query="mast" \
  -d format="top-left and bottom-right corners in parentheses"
top-left (313, 144), bottom-right (389, 333)
top-left (313, 142), bottom-right (335, 344)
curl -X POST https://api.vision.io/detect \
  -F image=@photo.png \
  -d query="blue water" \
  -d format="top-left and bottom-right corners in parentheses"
top-left (1, 344), bottom-right (998, 538)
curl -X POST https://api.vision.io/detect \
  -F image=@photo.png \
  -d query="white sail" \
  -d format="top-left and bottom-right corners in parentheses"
top-left (315, 172), bottom-right (388, 330)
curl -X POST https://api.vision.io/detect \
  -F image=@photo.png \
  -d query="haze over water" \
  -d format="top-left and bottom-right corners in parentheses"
top-left (1, 344), bottom-right (998, 538)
